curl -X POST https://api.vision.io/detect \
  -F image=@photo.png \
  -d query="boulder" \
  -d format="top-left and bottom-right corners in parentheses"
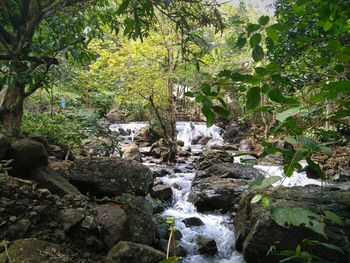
top-left (223, 124), bottom-right (243, 144)
top-left (134, 127), bottom-right (162, 147)
top-left (151, 183), bottom-right (173, 201)
top-left (191, 135), bottom-right (203, 145)
top-left (158, 239), bottom-right (187, 257)
top-left (0, 133), bottom-right (10, 160)
top-left (80, 136), bottom-right (115, 157)
top-left (93, 203), bottom-right (128, 250)
top-left (198, 136), bottom-right (211, 146)
top-left (6, 138), bottom-right (48, 178)
top-left (65, 157), bottom-right (153, 197)
top-left (115, 194), bottom-right (154, 245)
top-left (190, 163), bottom-right (262, 212)
top-left (182, 217), bottom-right (204, 227)
top-left (0, 239), bottom-right (67, 263)
top-left (105, 241), bottom-right (166, 263)
top-left (30, 167), bottom-right (82, 197)
top-left (235, 186), bottom-right (350, 263)
top-left (205, 138), bottom-right (238, 151)
top-left (122, 144), bottom-right (142, 162)
top-left (196, 236), bottom-right (218, 255)
top-left (195, 150), bottom-right (234, 170)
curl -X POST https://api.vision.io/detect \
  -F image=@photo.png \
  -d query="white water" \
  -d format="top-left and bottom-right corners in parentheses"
top-left (109, 121), bottom-right (223, 146)
top-left (153, 165), bottom-right (244, 263)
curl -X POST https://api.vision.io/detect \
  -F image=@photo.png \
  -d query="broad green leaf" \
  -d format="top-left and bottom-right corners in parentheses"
top-left (258, 15), bottom-right (270, 26)
top-left (201, 84), bottom-right (211, 96)
top-left (202, 107), bottom-right (215, 127)
top-left (276, 107), bottom-right (300, 122)
top-left (268, 89), bottom-right (286, 103)
top-left (303, 239), bottom-right (344, 254)
top-left (252, 45), bottom-right (264, 62)
top-left (323, 20), bottom-right (333, 32)
top-left (250, 176), bottom-right (282, 189)
top-left (324, 211), bottom-right (342, 225)
top-left (237, 36), bottom-right (247, 49)
top-left (266, 26), bottom-right (279, 42)
top-left (251, 194), bottom-right (262, 204)
top-left (249, 33), bottom-right (261, 47)
top-left (306, 157), bottom-right (326, 180)
top-left (319, 146), bottom-right (333, 157)
top-left (246, 87), bottom-right (261, 110)
top-left (212, 106), bottom-right (230, 117)
top-left (246, 23), bottom-right (261, 33)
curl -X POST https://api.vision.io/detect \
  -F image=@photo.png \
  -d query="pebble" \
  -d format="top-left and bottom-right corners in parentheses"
top-left (9, 216), bottom-right (17, 222)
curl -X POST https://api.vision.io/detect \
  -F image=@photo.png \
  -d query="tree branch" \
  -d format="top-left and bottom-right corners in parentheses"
top-left (24, 64), bottom-right (52, 97)
top-left (0, 55), bottom-right (59, 65)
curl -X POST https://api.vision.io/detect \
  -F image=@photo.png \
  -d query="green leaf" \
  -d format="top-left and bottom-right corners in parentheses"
top-left (201, 84), bottom-right (211, 96)
top-left (324, 211), bottom-right (343, 225)
top-left (303, 239), bottom-right (344, 254)
top-left (246, 87), bottom-right (261, 110)
top-left (237, 36), bottom-right (247, 49)
top-left (250, 176), bottom-right (282, 190)
top-left (261, 196), bottom-right (270, 208)
top-left (118, 0), bottom-right (130, 14)
top-left (276, 107), bottom-right (300, 122)
top-left (212, 106), bottom-right (230, 117)
top-left (246, 23), bottom-right (261, 33)
top-left (258, 15), bottom-right (270, 26)
top-left (159, 256), bottom-right (182, 263)
top-left (252, 45), bottom-right (264, 62)
top-left (323, 20), bottom-right (333, 32)
top-left (202, 107), bottom-right (215, 127)
top-left (306, 157), bottom-right (326, 180)
top-left (319, 146), bottom-right (333, 157)
top-left (249, 33), bottom-right (261, 47)
top-left (184, 91), bottom-right (194, 97)
top-left (251, 194), bottom-right (262, 204)
top-left (266, 26), bottom-right (279, 42)
top-left (268, 89), bottom-right (286, 103)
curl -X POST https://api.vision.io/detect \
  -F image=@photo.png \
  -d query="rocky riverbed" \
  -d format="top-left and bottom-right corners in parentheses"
top-left (0, 122), bottom-right (349, 262)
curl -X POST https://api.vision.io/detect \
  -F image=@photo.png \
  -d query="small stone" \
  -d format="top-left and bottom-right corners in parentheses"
top-left (182, 217), bottom-right (204, 227)
top-left (37, 188), bottom-right (51, 197)
top-left (29, 211), bottom-right (38, 217)
top-left (9, 216), bottom-right (17, 222)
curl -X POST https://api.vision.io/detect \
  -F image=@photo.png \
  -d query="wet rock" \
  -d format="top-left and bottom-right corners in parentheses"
top-left (80, 136), bottom-right (116, 157)
top-left (93, 203), bottom-right (128, 250)
top-left (86, 235), bottom-right (105, 252)
top-left (239, 137), bottom-right (263, 156)
top-left (177, 140), bottom-right (185, 147)
top-left (191, 135), bottom-right (203, 145)
top-left (153, 168), bottom-right (171, 178)
top-left (339, 169), bottom-right (350, 181)
top-left (190, 163), bottom-right (262, 212)
top-left (223, 124), bottom-right (243, 144)
top-left (6, 138), bottom-right (48, 178)
top-left (0, 238), bottom-right (67, 262)
top-left (122, 144), bottom-right (142, 162)
top-left (195, 150), bottom-right (234, 170)
top-left (151, 183), bottom-right (173, 201)
top-left (134, 127), bottom-right (162, 147)
top-left (65, 157), bottom-right (153, 197)
top-left (155, 223), bottom-right (182, 240)
top-left (0, 133), bottom-right (10, 160)
top-left (182, 217), bottom-right (204, 227)
top-left (178, 150), bottom-right (191, 157)
top-left (115, 194), bottom-right (154, 245)
top-left (196, 236), bottom-right (218, 255)
top-left (198, 136), bottom-right (211, 146)
top-left (235, 186), bottom-right (350, 263)
top-left (105, 241), bottom-right (166, 263)
top-left (30, 167), bottom-right (82, 197)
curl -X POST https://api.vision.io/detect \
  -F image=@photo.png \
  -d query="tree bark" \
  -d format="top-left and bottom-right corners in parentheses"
top-left (1, 82), bottom-right (25, 137)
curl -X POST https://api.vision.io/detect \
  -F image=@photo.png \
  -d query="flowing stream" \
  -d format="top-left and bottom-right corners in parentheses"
top-left (109, 121), bottom-right (329, 262)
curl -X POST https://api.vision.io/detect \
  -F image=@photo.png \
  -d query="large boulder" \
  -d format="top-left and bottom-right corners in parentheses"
top-left (30, 167), bottom-right (82, 197)
top-left (151, 182), bottom-right (173, 201)
top-left (195, 150), bottom-right (234, 170)
top-left (93, 203), bottom-right (128, 250)
top-left (235, 186), bottom-right (350, 263)
top-left (6, 138), bottom-right (48, 178)
top-left (190, 163), bottom-right (262, 212)
top-left (0, 239), bottom-right (67, 263)
top-left (0, 133), bottom-right (10, 160)
top-left (115, 194), bottom-right (154, 245)
top-left (122, 144), bottom-right (142, 162)
top-left (196, 236), bottom-right (218, 256)
top-left (80, 136), bottom-right (116, 157)
top-left (64, 157), bottom-right (153, 197)
top-left (105, 241), bottom-right (166, 263)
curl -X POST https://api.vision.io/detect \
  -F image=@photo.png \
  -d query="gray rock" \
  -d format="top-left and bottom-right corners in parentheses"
top-left (105, 241), bottom-right (166, 263)
top-left (151, 183), bottom-right (173, 201)
top-left (65, 157), bottom-right (153, 197)
top-left (182, 217), bottom-right (204, 227)
top-left (6, 138), bottom-right (48, 178)
top-left (122, 144), bottom-right (142, 162)
top-left (196, 236), bottom-right (218, 255)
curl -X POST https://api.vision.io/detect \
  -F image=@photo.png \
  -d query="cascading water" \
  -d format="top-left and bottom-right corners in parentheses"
top-left (109, 121), bottom-right (223, 146)
top-left (158, 165), bottom-right (244, 263)
top-left (109, 121), bottom-right (330, 262)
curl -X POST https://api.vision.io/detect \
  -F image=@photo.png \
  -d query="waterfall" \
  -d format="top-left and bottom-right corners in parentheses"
top-left (109, 121), bottom-right (223, 146)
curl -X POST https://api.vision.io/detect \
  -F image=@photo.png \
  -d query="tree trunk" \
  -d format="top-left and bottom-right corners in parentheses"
top-left (1, 82), bottom-right (25, 137)
top-left (167, 48), bottom-right (177, 142)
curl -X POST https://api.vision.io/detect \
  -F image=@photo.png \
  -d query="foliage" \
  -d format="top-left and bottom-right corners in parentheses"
top-left (21, 109), bottom-right (100, 150)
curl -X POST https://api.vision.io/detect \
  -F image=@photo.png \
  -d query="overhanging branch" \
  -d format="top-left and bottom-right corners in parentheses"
top-left (0, 55), bottom-right (59, 65)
